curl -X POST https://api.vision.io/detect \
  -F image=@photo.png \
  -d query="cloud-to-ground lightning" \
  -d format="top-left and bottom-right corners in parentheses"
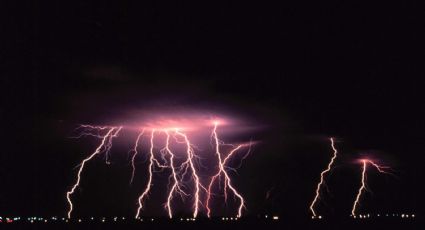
top-left (130, 129), bottom-right (145, 184)
top-left (134, 128), bottom-right (196, 219)
top-left (67, 116), bottom-right (254, 219)
top-left (205, 121), bottom-right (250, 218)
top-left (351, 159), bottom-right (392, 217)
top-left (174, 129), bottom-right (203, 218)
top-left (163, 130), bottom-right (187, 219)
top-left (309, 137), bottom-right (338, 218)
top-left (133, 123), bottom-right (252, 218)
top-left (135, 129), bottom-right (159, 219)
top-left (66, 126), bottom-right (122, 219)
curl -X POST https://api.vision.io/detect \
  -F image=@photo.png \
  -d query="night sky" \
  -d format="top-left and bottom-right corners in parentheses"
top-left (1, 1), bottom-right (424, 220)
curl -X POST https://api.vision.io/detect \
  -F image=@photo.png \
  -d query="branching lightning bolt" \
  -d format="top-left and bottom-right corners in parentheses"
top-left (174, 129), bottom-right (204, 218)
top-left (67, 119), bottom-right (253, 219)
top-left (135, 128), bottom-right (205, 219)
top-left (351, 159), bottom-right (392, 217)
top-left (130, 129), bottom-right (145, 184)
top-left (309, 137), bottom-right (338, 218)
top-left (163, 130), bottom-right (187, 219)
top-left (66, 126), bottom-right (122, 219)
top-left (135, 129), bottom-right (158, 219)
top-left (205, 122), bottom-right (249, 218)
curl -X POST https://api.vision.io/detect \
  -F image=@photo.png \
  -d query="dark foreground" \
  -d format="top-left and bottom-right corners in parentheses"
top-left (0, 218), bottom-right (423, 230)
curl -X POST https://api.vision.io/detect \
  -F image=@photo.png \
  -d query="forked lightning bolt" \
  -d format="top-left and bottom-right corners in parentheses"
top-left (163, 130), bottom-right (187, 219)
top-left (309, 137), bottom-right (338, 218)
top-left (205, 121), bottom-right (249, 218)
top-left (135, 129), bottom-right (203, 219)
top-left (174, 129), bottom-right (204, 218)
top-left (135, 129), bottom-right (159, 219)
top-left (67, 120), bottom-right (253, 219)
top-left (130, 129), bottom-right (145, 184)
top-left (66, 125), bottom-right (122, 218)
top-left (351, 159), bottom-right (392, 217)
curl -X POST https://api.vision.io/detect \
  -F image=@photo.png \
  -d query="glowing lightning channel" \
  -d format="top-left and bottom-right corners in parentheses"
top-left (135, 128), bottom-right (203, 219)
top-left (351, 160), bottom-right (367, 217)
top-left (175, 129), bottom-right (203, 218)
top-left (206, 122), bottom-right (247, 218)
top-left (68, 119), bottom-right (253, 218)
top-left (163, 130), bottom-right (187, 219)
top-left (309, 137), bottom-right (338, 218)
top-left (135, 129), bottom-right (157, 219)
top-left (130, 129), bottom-right (145, 184)
top-left (351, 159), bottom-right (391, 217)
top-left (66, 126), bottom-right (122, 219)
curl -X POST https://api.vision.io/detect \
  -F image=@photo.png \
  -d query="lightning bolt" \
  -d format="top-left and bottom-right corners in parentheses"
top-left (206, 121), bottom-right (248, 218)
top-left (309, 137), bottom-right (338, 218)
top-left (130, 129), bottom-right (145, 184)
top-left (67, 119), bottom-right (253, 219)
top-left (351, 159), bottom-right (391, 217)
top-left (135, 129), bottom-right (182, 219)
top-left (163, 130), bottom-right (187, 219)
top-left (135, 129), bottom-right (158, 219)
top-left (351, 160), bottom-right (367, 217)
top-left (174, 129), bottom-right (204, 218)
top-left (66, 125), bottom-right (122, 219)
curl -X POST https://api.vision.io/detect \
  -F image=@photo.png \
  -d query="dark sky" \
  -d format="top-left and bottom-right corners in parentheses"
top-left (1, 1), bottom-right (424, 219)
